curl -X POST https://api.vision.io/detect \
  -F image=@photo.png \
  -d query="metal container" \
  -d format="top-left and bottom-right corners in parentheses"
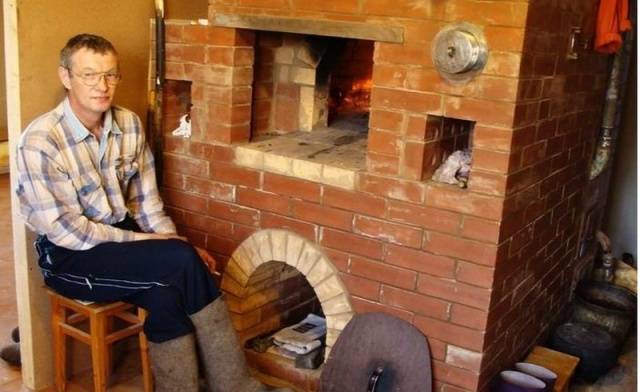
top-left (550, 322), bottom-right (618, 382)
top-left (570, 281), bottom-right (636, 344)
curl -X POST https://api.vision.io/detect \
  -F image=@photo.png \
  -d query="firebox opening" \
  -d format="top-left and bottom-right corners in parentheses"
top-left (252, 32), bottom-right (373, 138)
top-left (241, 32), bottom-right (372, 184)
top-left (321, 39), bottom-right (374, 133)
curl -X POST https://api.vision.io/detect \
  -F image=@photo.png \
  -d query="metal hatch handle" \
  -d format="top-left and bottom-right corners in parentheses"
top-left (367, 366), bottom-right (385, 392)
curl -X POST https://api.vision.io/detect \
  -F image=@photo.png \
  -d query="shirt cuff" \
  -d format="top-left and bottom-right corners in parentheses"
top-left (120, 229), bottom-right (136, 242)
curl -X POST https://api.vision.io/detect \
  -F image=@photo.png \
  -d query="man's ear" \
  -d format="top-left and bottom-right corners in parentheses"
top-left (58, 66), bottom-right (71, 90)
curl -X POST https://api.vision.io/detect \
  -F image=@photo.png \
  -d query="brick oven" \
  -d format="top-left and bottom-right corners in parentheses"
top-left (155, 0), bottom-right (612, 390)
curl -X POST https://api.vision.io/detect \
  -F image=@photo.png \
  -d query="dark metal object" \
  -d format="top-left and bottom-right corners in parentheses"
top-left (367, 366), bottom-right (384, 392)
top-left (319, 313), bottom-right (431, 392)
top-left (550, 322), bottom-right (618, 382)
top-left (151, 0), bottom-right (166, 185)
top-left (570, 281), bottom-right (636, 344)
top-left (246, 335), bottom-right (274, 353)
top-left (590, 1), bottom-right (635, 179)
top-left (593, 231), bottom-right (615, 282)
top-left (566, 27), bottom-right (591, 60)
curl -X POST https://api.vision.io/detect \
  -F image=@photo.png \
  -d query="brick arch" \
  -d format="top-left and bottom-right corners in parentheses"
top-left (221, 229), bottom-right (354, 356)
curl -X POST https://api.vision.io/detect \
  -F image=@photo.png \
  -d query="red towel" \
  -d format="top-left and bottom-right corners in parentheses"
top-left (595, 0), bottom-right (632, 53)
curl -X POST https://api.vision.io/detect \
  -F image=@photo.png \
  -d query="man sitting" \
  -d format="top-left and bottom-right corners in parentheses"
top-left (15, 33), bottom-right (288, 392)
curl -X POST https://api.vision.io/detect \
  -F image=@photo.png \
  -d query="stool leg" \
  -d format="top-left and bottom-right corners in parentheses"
top-left (90, 312), bottom-right (108, 392)
top-left (51, 296), bottom-right (67, 392)
top-left (138, 309), bottom-right (154, 392)
top-left (105, 315), bottom-right (113, 377)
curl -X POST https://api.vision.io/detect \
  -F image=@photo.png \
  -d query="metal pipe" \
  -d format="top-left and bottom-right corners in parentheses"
top-left (153, 0), bottom-right (166, 185)
top-left (590, 4), bottom-right (635, 180)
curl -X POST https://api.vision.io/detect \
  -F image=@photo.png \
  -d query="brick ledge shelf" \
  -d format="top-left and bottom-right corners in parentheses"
top-left (234, 130), bottom-right (366, 190)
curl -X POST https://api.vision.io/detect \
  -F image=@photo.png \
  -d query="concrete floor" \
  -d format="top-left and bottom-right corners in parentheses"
top-left (0, 171), bottom-right (635, 391)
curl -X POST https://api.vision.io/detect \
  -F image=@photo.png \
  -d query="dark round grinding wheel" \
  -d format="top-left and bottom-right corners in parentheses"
top-left (319, 313), bottom-right (431, 392)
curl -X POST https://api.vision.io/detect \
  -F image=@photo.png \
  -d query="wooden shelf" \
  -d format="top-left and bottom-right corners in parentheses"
top-left (525, 346), bottom-right (580, 392)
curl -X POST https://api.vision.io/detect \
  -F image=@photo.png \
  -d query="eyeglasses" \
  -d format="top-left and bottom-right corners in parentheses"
top-left (66, 68), bottom-right (121, 86)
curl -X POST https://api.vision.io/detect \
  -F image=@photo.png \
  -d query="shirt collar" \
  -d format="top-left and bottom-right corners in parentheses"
top-left (62, 97), bottom-right (121, 143)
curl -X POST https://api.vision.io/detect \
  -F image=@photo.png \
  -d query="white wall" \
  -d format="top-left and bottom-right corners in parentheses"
top-left (604, 50), bottom-right (637, 261)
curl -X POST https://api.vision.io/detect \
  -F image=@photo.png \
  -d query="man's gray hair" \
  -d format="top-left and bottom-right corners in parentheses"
top-left (60, 34), bottom-right (118, 69)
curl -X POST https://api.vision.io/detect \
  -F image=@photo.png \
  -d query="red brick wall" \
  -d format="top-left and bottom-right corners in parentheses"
top-left (164, 134), bottom-right (497, 390)
top-left (480, 0), bottom-right (609, 388)
top-left (157, 0), bottom-right (615, 390)
top-left (164, 22), bottom-right (256, 144)
top-left (224, 262), bottom-right (323, 343)
top-left (252, 32), bottom-right (280, 136)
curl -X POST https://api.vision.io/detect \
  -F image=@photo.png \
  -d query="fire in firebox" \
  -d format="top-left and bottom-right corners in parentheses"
top-left (329, 77), bottom-right (373, 117)
top-left (324, 39), bottom-right (374, 128)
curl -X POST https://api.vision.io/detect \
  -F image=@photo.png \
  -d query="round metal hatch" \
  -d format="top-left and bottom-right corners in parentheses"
top-left (432, 23), bottom-right (488, 84)
top-left (319, 313), bottom-right (431, 392)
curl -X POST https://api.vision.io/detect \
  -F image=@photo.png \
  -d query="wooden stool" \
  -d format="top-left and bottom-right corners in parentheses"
top-left (47, 290), bottom-right (153, 392)
top-left (525, 346), bottom-right (580, 392)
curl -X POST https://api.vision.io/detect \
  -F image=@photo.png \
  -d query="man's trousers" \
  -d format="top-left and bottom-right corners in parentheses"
top-left (34, 219), bottom-right (220, 343)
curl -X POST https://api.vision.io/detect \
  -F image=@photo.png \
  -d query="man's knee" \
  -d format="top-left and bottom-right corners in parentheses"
top-left (157, 240), bottom-right (215, 285)
top-left (133, 285), bottom-right (183, 312)
top-left (160, 239), bottom-right (201, 267)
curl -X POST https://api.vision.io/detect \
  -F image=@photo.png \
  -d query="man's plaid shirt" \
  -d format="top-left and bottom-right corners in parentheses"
top-left (16, 98), bottom-right (176, 250)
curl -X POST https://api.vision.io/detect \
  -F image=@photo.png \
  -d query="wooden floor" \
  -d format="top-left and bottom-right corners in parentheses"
top-left (0, 173), bottom-right (22, 390)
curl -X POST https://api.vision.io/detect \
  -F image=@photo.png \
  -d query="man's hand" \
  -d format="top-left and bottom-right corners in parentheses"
top-left (194, 246), bottom-right (218, 275)
top-left (133, 233), bottom-right (218, 275)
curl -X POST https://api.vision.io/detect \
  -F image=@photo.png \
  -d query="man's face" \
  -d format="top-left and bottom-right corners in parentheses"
top-left (59, 47), bottom-right (119, 120)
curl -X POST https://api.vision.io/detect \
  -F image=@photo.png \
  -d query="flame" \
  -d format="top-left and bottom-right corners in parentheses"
top-left (333, 77), bottom-right (372, 111)
top-left (351, 78), bottom-right (373, 91)
top-left (328, 73), bottom-right (373, 124)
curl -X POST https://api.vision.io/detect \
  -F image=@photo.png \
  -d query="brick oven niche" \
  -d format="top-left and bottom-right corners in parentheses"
top-left (222, 229), bottom-right (354, 390)
top-left (253, 32), bottom-right (374, 137)
top-left (162, 79), bottom-right (192, 135)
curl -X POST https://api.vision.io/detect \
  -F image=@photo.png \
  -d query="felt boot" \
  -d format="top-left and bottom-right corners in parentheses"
top-left (190, 297), bottom-right (291, 392)
top-left (0, 343), bottom-right (20, 367)
top-left (148, 334), bottom-right (199, 392)
top-left (11, 326), bottom-right (19, 343)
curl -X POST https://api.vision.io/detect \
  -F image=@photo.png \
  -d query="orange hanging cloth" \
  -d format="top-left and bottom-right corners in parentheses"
top-left (595, 0), bottom-right (632, 53)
